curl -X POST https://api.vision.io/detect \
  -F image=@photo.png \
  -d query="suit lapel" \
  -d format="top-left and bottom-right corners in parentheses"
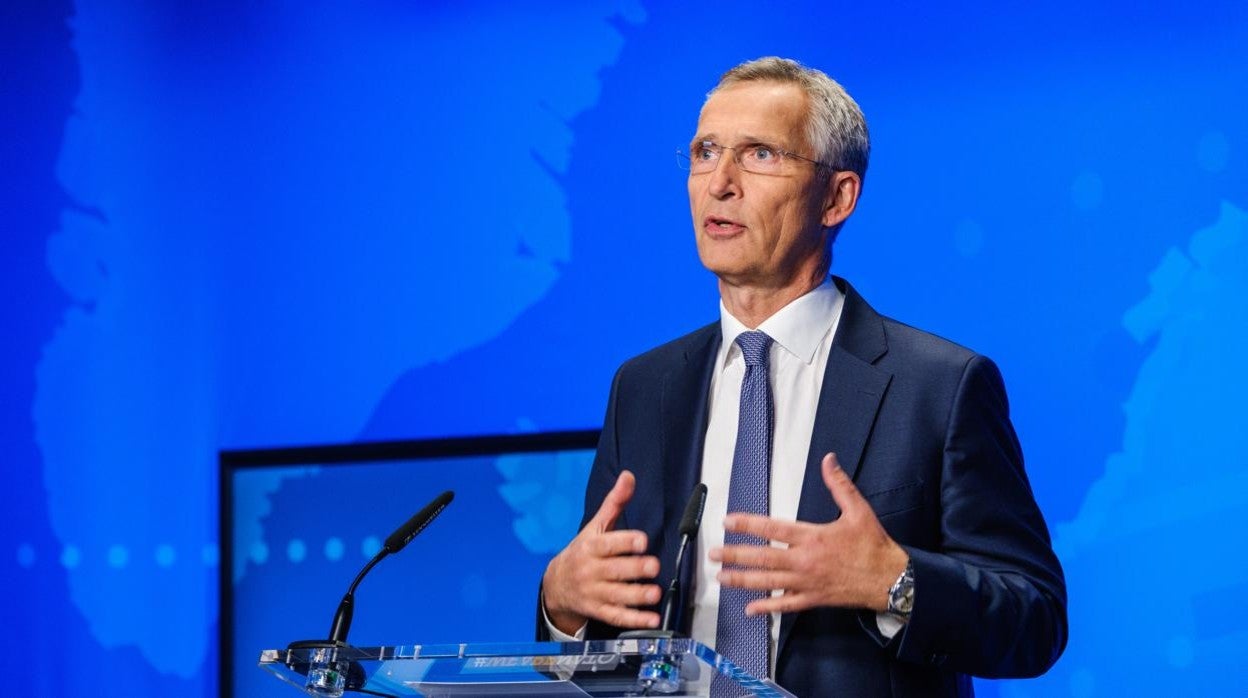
top-left (777, 278), bottom-right (892, 660)
top-left (659, 324), bottom-right (721, 633)
top-left (660, 324), bottom-right (721, 508)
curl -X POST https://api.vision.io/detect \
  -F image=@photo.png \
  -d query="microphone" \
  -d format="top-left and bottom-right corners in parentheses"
top-left (620, 483), bottom-right (708, 639)
top-left (291, 490), bottom-right (455, 650)
top-left (620, 484), bottom-right (707, 696)
top-left (660, 483), bottom-right (707, 632)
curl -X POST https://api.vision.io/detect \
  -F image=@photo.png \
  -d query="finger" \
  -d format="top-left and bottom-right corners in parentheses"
top-left (592, 581), bottom-right (663, 607)
top-left (745, 592), bottom-right (816, 617)
top-left (821, 453), bottom-right (866, 516)
top-left (722, 512), bottom-right (808, 543)
top-left (709, 544), bottom-right (789, 570)
top-left (593, 554), bottom-right (660, 582)
top-left (589, 470), bottom-right (636, 532)
top-left (592, 602), bottom-right (661, 629)
top-left (716, 567), bottom-right (801, 592)
top-left (588, 530), bottom-right (650, 557)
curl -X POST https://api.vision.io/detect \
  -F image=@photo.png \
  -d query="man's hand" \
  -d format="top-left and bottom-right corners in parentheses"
top-left (542, 470), bottom-right (662, 635)
top-left (710, 453), bottom-right (909, 616)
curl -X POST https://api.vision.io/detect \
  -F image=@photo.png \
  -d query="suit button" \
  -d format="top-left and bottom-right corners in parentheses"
top-left (928, 652), bottom-right (948, 666)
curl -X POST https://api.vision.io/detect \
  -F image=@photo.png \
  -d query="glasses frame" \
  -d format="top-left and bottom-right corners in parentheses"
top-left (675, 140), bottom-right (836, 175)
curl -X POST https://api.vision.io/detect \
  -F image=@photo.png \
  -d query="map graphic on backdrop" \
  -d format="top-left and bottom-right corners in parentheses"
top-left (35, 0), bottom-right (645, 679)
top-left (1015, 203), bottom-right (1248, 696)
top-left (6, 1), bottom-right (1247, 696)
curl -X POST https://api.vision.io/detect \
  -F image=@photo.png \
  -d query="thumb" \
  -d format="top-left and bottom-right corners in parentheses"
top-left (590, 470), bottom-right (636, 532)
top-left (821, 453), bottom-right (863, 515)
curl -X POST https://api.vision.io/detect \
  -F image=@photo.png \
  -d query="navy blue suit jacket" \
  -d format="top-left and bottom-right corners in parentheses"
top-left (558, 278), bottom-right (1067, 697)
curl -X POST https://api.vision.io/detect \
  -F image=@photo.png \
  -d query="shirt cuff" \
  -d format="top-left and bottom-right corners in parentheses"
top-left (541, 595), bottom-right (588, 642)
top-left (875, 611), bottom-right (905, 640)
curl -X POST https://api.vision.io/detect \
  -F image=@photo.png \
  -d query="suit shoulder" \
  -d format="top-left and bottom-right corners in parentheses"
top-left (836, 277), bottom-right (992, 378)
top-left (877, 314), bottom-right (990, 378)
top-left (614, 321), bottom-right (719, 378)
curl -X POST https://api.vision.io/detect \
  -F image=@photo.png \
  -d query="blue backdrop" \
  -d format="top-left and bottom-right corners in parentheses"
top-left (3, 0), bottom-right (1247, 695)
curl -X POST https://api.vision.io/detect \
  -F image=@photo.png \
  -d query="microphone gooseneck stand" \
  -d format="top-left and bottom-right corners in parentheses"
top-left (619, 483), bottom-right (708, 695)
top-left (287, 490), bottom-right (455, 697)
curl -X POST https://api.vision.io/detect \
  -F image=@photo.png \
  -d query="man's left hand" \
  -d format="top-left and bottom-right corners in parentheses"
top-left (710, 452), bottom-right (909, 616)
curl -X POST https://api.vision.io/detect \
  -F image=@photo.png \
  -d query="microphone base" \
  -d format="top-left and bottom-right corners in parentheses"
top-left (284, 640), bottom-right (365, 696)
top-left (618, 630), bottom-right (686, 695)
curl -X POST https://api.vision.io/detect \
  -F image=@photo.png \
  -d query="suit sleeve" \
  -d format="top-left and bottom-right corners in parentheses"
top-left (890, 355), bottom-right (1068, 677)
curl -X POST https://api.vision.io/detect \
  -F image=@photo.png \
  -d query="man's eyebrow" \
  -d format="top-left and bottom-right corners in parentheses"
top-left (733, 133), bottom-right (772, 145)
top-left (691, 133), bottom-right (781, 147)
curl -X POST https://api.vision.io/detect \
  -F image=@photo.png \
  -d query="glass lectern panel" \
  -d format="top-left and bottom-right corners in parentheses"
top-left (259, 639), bottom-right (796, 697)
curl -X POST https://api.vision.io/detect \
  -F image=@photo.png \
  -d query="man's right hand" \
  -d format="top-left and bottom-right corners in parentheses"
top-left (541, 470), bottom-right (662, 635)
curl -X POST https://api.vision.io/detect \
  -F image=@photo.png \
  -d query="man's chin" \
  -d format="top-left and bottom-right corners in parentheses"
top-left (696, 252), bottom-right (745, 278)
top-left (696, 239), bottom-right (751, 272)
top-left (699, 260), bottom-right (761, 288)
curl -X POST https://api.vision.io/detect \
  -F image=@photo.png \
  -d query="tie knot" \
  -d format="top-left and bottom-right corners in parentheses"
top-left (735, 330), bottom-right (772, 367)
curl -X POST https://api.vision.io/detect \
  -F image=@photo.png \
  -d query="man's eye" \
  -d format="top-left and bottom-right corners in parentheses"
top-left (750, 146), bottom-right (777, 161)
top-left (695, 144), bottom-right (718, 161)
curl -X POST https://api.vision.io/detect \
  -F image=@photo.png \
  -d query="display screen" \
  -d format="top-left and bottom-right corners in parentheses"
top-left (221, 433), bottom-right (598, 698)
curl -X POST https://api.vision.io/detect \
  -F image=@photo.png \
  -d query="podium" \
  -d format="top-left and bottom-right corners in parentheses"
top-left (259, 638), bottom-right (796, 697)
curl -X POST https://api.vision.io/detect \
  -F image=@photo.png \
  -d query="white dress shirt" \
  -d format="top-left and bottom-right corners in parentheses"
top-left (693, 277), bottom-right (843, 668)
top-left (545, 279), bottom-right (901, 663)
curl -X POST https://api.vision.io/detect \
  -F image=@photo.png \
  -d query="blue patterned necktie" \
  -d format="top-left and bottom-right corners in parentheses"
top-left (715, 330), bottom-right (774, 684)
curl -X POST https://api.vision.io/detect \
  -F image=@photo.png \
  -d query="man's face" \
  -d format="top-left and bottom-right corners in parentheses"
top-left (688, 81), bottom-right (833, 290)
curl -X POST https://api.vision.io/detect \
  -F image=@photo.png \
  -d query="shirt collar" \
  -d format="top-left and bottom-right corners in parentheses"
top-left (719, 277), bottom-right (844, 366)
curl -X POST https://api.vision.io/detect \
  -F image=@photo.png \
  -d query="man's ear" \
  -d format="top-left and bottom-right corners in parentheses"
top-left (822, 171), bottom-right (862, 229)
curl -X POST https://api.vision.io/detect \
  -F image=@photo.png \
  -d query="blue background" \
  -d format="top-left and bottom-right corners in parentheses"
top-left (3, 0), bottom-right (1247, 695)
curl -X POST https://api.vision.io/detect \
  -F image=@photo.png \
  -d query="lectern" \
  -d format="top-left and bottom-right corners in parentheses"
top-left (259, 637), bottom-right (796, 697)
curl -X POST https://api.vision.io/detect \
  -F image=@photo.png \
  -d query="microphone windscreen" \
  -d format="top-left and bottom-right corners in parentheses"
top-left (384, 490), bottom-right (454, 554)
top-left (678, 483), bottom-right (708, 538)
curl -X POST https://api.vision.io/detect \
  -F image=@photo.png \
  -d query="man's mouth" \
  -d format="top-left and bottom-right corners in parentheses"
top-left (704, 216), bottom-right (745, 236)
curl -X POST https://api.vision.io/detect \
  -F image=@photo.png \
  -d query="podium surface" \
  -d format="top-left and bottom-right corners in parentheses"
top-left (259, 638), bottom-right (795, 697)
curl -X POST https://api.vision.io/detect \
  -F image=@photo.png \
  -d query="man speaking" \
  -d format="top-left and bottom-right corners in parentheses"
top-left (540, 57), bottom-right (1067, 696)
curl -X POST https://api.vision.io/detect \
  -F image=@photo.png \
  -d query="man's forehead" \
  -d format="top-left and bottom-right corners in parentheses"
top-left (694, 81), bottom-right (808, 144)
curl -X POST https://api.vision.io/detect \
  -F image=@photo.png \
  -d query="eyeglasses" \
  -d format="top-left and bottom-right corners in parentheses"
top-left (676, 140), bottom-right (833, 175)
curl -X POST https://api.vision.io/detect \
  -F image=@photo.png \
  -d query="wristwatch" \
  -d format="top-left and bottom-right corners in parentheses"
top-left (886, 558), bottom-right (915, 621)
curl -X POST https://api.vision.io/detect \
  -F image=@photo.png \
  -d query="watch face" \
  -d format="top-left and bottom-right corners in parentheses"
top-left (896, 587), bottom-right (914, 614)
top-left (889, 565), bottom-right (915, 616)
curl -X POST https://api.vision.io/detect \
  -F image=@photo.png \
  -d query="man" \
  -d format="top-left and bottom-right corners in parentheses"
top-left (540, 57), bottom-right (1067, 696)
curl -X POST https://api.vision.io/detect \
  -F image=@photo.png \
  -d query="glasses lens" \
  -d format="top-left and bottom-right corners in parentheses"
top-left (687, 142), bottom-right (719, 173)
top-left (740, 145), bottom-right (782, 174)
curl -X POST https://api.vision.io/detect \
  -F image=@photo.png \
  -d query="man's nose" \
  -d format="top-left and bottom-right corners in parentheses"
top-left (706, 152), bottom-right (742, 199)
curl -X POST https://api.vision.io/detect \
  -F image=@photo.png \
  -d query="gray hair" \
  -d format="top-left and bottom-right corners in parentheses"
top-left (711, 57), bottom-right (870, 182)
